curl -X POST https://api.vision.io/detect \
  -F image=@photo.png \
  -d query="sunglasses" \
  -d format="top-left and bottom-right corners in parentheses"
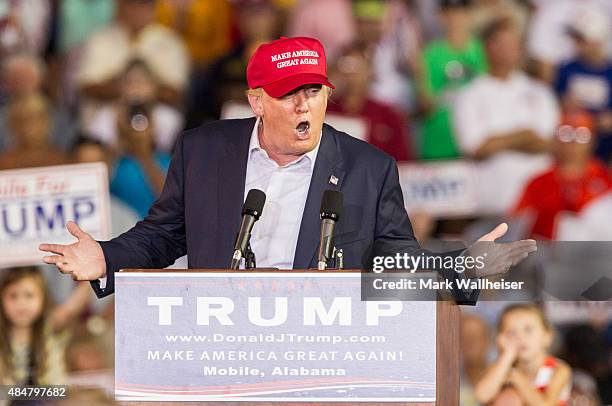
top-left (556, 125), bottom-right (592, 144)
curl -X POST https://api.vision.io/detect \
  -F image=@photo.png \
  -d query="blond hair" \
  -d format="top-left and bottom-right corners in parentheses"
top-left (246, 85), bottom-right (333, 98)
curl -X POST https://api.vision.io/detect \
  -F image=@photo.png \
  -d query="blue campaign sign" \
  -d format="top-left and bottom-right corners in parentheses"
top-left (0, 163), bottom-right (110, 267)
top-left (115, 272), bottom-right (437, 402)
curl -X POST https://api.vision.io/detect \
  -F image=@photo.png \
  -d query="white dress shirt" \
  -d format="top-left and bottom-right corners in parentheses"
top-left (244, 118), bottom-right (321, 269)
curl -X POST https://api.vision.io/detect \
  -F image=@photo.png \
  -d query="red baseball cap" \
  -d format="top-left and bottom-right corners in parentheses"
top-left (246, 36), bottom-right (335, 98)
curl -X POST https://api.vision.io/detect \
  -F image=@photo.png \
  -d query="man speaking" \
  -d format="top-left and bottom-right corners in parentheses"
top-left (39, 37), bottom-right (536, 298)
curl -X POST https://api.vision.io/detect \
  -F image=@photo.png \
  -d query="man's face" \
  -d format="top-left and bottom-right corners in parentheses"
top-left (441, 7), bottom-right (469, 32)
top-left (8, 98), bottom-right (50, 148)
top-left (249, 84), bottom-right (328, 158)
top-left (119, 0), bottom-right (155, 32)
top-left (554, 124), bottom-right (594, 164)
top-left (333, 51), bottom-right (370, 94)
top-left (121, 64), bottom-right (156, 103)
top-left (3, 57), bottom-right (42, 96)
top-left (486, 27), bottom-right (522, 70)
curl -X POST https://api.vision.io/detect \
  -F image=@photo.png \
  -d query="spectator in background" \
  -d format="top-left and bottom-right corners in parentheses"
top-left (66, 325), bottom-right (110, 374)
top-left (0, 54), bottom-right (77, 151)
top-left (0, 268), bottom-right (96, 388)
top-left (202, 0), bottom-right (282, 122)
top-left (327, 43), bottom-right (413, 161)
top-left (0, 255), bottom-right (96, 390)
top-left (76, 0), bottom-right (189, 125)
top-left (0, 53), bottom-right (42, 102)
top-left (460, 314), bottom-right (491, 406)
top-left (454, 17), bottom-right (558, 215)
top-left (353, 0), bottom-right (423, 113)
top-left (417, 0), bottom-right (487, 160)
top-left (562, 324), bottom-right (610, 405)
top-left (85, 60), bottom-right (183, 154)
top-left (287, 0), bottom-right (356, 60)
top-left (0, 0), bottom-right (50, 57)
top-left (156, 0), bottom-right (232, 68)
top-left (555, 6), bottom-right (612, 166)
top-left (513, 112), bottom-right (612, 239)
top-left (475, 304), bottom-right (571, 405)
top-left (57, 0), bottom-right (115, 56)
top-left (56, 0), bottom-right (115, 107)
top-left (72, 137), bottom-right (141, 237)
top-left (556, 188), bottom-right (612, 240)
top-left (0, 267), bottom-right (73, 385)
top-left (155, 0), bottom-right (233, 128)
top-left (469, 0), bottom-right (529, 35)
top-left (527, 0), bottom-right (612, 84)
top-left (0, 92), bottom-right (68, 170)
top-left (107, 96), bottom-right (172, 219)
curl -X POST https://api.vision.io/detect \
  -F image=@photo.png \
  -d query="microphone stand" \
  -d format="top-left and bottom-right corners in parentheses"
top-left (245, 243), bottom-right (257, 269)
top-left (334, 248), bottom-right (344, 270)
top-left (319, 247), bottom-right (345, 270)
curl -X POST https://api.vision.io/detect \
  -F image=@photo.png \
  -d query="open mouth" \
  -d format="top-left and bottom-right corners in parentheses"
top-left (296, 121), bottom-right (311, 139)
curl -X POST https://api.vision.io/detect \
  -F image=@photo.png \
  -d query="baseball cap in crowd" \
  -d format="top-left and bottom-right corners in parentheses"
top-left (246, 36), bottom-right (335, 98)
top-left (353, 0), bottom-right (387, 21)
top-left (439, 0), bottom-right (470, 9)
top-left (566, 5), bottom-right (611, 43)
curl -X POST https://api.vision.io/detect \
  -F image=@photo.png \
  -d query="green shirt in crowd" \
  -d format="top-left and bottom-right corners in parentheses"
top-left (420, 37), bottom-right (487, 160)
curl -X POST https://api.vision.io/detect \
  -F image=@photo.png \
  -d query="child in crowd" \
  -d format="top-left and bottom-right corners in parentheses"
top-left (0, 267), bottom-right (72, 385)
top-left (475, 303), bottom-right (571, 405)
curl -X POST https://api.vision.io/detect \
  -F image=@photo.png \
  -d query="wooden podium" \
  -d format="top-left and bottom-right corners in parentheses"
top-left (115, 269), bottom-right (460, 406)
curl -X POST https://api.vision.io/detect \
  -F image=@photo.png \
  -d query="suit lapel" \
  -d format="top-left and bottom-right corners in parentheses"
top-left (293, 125), bottom-right (346, 269)
top-left (216, 118), bottom-right (254, 265)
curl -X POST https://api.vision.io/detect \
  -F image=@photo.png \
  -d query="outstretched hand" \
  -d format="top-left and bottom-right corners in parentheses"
top-left (39, 221), bottom-right (106, 281)
top-left (465, 223), bottom-right (537, 279)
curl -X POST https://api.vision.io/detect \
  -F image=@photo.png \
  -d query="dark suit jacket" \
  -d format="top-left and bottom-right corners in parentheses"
top-left (92, 117), bottom-right (477, 303)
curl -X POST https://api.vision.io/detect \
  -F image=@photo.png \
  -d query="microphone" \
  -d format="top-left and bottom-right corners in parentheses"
top-left (231, 189), bottom-right (266, 269)
top-left (317, 190), bottom-right (344, 270)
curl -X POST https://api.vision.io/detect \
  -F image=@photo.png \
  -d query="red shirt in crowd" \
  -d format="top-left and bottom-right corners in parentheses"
top-left (327, 98), bottom-right (412, 162)
top-left (513, 160), bottom-right (612, 239)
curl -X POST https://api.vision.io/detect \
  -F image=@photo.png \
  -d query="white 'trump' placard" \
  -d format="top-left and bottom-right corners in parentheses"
top-left (0, 163), bottom-right (111, 267)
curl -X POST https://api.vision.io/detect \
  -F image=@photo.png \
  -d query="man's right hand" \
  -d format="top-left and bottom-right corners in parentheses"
top-left (39, 221), bottom-right (106, 281)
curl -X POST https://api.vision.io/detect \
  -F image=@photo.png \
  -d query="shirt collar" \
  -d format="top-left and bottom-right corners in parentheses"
top-left (248, 117), bottom-right (321, 169)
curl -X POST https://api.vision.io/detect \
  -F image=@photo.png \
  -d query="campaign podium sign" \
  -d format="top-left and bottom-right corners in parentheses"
top-left (115, 270), bottom-right (459, 404)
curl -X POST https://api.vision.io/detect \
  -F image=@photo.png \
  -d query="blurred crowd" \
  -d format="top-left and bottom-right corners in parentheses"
top-left (1, 0), bottom-right (612, 404)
